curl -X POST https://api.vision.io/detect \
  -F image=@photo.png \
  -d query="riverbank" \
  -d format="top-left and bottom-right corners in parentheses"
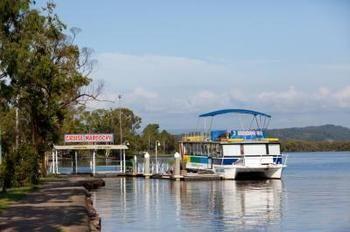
top-left (0, 176), bottom-right (105, 232)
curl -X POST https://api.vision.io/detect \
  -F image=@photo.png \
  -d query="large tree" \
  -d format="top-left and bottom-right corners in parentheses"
top-left (0, 0), bottom-right (98, 186)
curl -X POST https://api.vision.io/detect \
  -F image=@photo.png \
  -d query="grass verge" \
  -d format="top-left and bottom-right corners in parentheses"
top-left (0, 186), bottom-right (37, 213)
top-left (40, 175), bottom-right (64, 183)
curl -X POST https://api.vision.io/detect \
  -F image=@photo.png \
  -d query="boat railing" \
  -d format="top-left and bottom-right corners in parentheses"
top-left (283, 154), bottom-right (288, 166)
top-left (182, 132), bottom-right (210, 142)
top-left (234, 157), bottom-right (245, 166)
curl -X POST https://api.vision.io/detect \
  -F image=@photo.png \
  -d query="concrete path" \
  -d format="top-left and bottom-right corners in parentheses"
top-left (0, 177), bottom-right (104, 232)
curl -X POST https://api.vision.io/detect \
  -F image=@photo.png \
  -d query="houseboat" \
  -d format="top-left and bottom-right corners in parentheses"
top-left (179, 109), bottom-right (287, 179)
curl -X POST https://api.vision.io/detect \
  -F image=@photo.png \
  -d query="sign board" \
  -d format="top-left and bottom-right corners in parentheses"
top-left (54, 144), bottom-right (128, 150)
top-left (64, 134), bottom-right (114, 143)
top-left (230, 130), bottom-right (264, 139)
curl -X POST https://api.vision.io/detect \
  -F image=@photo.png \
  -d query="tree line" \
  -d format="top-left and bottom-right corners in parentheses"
top-left (0, 1), bottom-right (177, 191)
top-left (267, 124), bottom-right (350, 142)
top-left (280, 140), bottom-right (350, 152)
top-left (0, 0), bottom-right (96, 190)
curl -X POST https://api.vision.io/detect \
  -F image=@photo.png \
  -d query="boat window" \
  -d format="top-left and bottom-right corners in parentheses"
top-left (223, 145), bottom-right (241, 156)
top-left (184, 143), bottom-right (192, 155)
top-left (243, 144), bottom-right (267, 155)
top-left (202, 143), bottom-right (210, 155)
top-left (204, 144), bottom-right (210, 155)
top-left (198, 143), bottom-right (202, 155)
top-left (210, 144), bottom-right (214, 156)
top-left (195, 143), bottom-right (201, 155)
top-left (268, 144), bottom-right (280, 155)
top-left (211, 144), bottom-right (222, 158)
top-left (188, 143), bottom-right (206, 156)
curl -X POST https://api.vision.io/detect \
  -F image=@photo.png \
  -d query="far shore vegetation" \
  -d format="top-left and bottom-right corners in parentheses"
top-left (267, 125), bottom-right (350, 152)
top-left (280, 140), bottom-right (350, 152)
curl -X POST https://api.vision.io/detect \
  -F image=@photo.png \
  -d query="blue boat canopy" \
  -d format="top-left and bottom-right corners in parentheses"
top-left (199, 109), bottom-right (271, 118)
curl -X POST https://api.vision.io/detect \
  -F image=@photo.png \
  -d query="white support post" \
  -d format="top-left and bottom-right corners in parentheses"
top-left (75, 151), bottom-right (78, 174)
top-left (52, 151), bottom-right (55, 174)
top-left (119, 151), bottom-right (122, 173)
top-left (144, 152), bottom-right (151, 178)
top-left (173, 152), bottom-right (182, 181)
top-left (155, 143), bottom-right (158, 173)
top-left (133, 155), bottom-right (137, 175)
top-left (92, 150), bottom-right (96, 176)
top-left (123, 149), bottom-right (126, 173)
top-left (55, 150), bottom-right (58, 174)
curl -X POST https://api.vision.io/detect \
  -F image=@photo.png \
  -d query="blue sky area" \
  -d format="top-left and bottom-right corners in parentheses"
top-left (36, 0), bottom-right (350, 129)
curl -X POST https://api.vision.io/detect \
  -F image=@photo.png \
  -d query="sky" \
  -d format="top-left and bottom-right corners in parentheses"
top-left (37, 0), bottom-right (350, 130)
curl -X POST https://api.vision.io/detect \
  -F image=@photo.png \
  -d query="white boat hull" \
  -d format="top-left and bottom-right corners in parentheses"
top-left (214, 164), bottom-right (285, 180)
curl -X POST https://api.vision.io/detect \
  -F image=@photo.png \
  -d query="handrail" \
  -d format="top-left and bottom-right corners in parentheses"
top-left (234, 158), bottom-right (244, 165)
top-left (283, 154), bottom-right (288, 166)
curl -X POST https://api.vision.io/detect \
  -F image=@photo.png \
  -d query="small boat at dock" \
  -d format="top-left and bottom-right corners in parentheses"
top-left (179, 109), bottom-right (287, 179)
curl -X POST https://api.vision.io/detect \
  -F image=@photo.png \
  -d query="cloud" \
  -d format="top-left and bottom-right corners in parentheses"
top-left (128, 87), bottom-right (158, 100)
top-left (86, 52), bottom-right (350, 128)
top-left (94, 52), bottom-right (231, 91)
top-left (257, 85), bottom-right (350, 112)
top-left (318, 87), bottom-right (330, 97)
top-left (257, 86), bottom-right (308, 111)
top-left (91, 85), bottom-right (350, 113)
top-left (86, 84), bottom-right (350, 129)
top-left (334, 85), bottom-right (350, 107)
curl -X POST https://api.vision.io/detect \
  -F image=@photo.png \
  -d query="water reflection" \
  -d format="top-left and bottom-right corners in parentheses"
top-left (92, 178), bottom-right (283, 231)
top-left (172, 180), bottom-right (282, 231)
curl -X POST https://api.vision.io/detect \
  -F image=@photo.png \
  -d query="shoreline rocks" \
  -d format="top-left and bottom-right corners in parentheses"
top-left (64, 177), bottom-right (105, 231)
top-left (86, 194), bottom-right (101, 231)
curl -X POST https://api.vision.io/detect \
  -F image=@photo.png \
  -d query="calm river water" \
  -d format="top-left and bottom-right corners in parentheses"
top-left (92, 152), bottom-right (350, 231)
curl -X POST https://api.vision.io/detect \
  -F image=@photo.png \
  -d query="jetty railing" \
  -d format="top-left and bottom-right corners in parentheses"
top-left (47, 155), bottom-right (124, 175)
top-left (134, 156), bottom-right (174, 175)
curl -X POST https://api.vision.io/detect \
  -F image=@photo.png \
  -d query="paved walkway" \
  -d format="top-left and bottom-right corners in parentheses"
top-left (0, 177), bottom-right (103, 232)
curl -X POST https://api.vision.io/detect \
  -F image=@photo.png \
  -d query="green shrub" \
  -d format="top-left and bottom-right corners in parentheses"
top-left (14, 145), bottom-right (40, 186)
top-left (1, 144), bottom-right (40, 191)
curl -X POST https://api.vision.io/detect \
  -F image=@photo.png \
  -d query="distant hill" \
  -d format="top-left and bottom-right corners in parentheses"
top-left (266, 124), bottom-right (350, 141)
